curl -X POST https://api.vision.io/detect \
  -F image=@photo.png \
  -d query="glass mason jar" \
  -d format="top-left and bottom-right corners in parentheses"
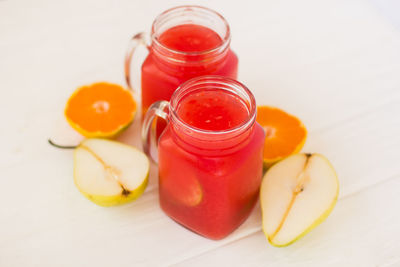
top-left (125, 5), bottom-right (238, 116)
top-left (142, 76), bottom-right (265, 240)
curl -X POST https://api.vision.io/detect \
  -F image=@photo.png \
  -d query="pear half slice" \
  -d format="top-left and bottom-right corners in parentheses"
top-left (261, 153), bottom-right (339, 246)
top-left (74, 139), bottom-right (149, 207)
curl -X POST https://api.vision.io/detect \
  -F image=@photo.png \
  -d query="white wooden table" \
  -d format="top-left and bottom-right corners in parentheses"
top-left (1, 0), bottom-right (400, 266)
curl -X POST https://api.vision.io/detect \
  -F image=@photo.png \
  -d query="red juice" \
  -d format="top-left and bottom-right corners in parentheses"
top-left (177, 90), bottom-right (249, 130)
top-left (158, 24), bottom-right (222, 52)
top-left (157, 80), bottom-right (264, 240)
top-left (141, 24), bottom-right (238, 115)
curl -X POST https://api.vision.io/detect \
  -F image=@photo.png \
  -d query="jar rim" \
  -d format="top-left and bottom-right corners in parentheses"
top-left (169, 76), bottom-right (257, 138)
top-left (151, 5), bottom-right (231, 57)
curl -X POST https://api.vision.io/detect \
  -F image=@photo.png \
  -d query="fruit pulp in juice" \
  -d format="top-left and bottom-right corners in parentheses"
top-left (141, 24), bottom-right (238, 115)
top-left (158, 90), bottom-right (265, 240)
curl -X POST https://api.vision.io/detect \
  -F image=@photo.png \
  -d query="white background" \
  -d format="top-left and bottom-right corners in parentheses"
top-left (1, 0), bottom-right (400, 266)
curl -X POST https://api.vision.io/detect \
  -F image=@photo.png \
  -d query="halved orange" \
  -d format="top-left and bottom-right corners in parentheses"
top-left (65, 82), bottom-right (137, 138)
top-left (256, 106), bottom-right (307, 167)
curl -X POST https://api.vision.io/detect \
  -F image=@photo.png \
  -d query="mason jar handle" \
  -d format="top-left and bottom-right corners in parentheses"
top-left (124, 32), bottom-right (150, 92)
top-left (141, 100), bottom-right (169, 163)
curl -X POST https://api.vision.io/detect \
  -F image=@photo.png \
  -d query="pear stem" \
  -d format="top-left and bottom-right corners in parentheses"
top-left (48, 139), bottom-right (77, 149)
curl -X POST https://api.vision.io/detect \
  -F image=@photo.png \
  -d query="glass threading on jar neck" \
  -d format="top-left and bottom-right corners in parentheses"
top-left (150, 5), bottom-right (231, 66)
top-left (168, 76), bottom-right (257, 155)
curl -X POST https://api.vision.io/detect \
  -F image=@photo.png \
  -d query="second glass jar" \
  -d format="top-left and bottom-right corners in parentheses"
top-left (142, 76), bottom-right (265, 240)
top-left (125, 5), bottom-right (238, 116)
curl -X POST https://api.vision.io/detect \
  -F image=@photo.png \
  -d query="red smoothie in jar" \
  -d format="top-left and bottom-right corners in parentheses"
top-left (140, 6), bottom-right (238, 116)
top-left (155, 77), bottom-right (264, 240)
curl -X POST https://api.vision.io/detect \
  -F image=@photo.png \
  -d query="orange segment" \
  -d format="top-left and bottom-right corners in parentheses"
top-left (256, 106), bottom-right (307, 166)
top-left (65, 82), bottom-right (136, 137)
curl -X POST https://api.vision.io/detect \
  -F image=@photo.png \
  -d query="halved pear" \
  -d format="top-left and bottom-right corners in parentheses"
top-left (260, 153), bottom-right (339, 246)
top-left (74, 138), bottom-right (149, 207)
